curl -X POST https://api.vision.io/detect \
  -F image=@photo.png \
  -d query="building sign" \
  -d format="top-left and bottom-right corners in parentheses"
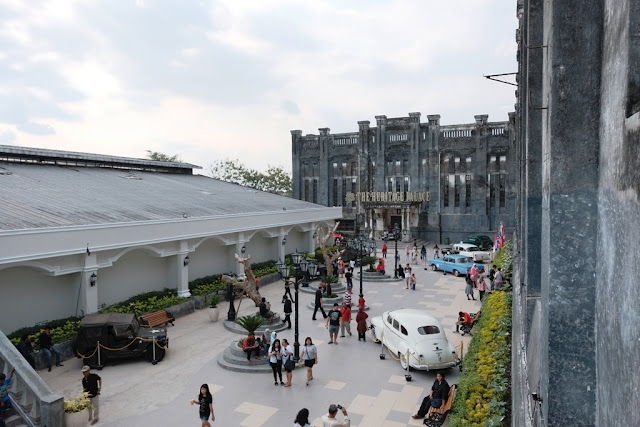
top-left (352, 191), bottom-right (430, 203)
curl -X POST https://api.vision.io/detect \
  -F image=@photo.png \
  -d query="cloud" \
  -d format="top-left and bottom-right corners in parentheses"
top-left (281, 99), bottom-right (300, 115)
top-left (0, 129), bottom-right (17, 144)
top-left (16, 122), bottom-right (56, 135)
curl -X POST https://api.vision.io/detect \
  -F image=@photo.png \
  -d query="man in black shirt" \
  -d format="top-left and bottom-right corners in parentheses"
top-left (345, 268), bottom-right (353, 290)
top-left (17, 335), bottom-right (36, 369)
top-left (412, 371), bottom-right (450, 419)
top-left (282, 294), bottom-right (292, 329)
top-left (312, 288), bottom-right (327, 320)
top-left (38, 328), bottom-right (63, 372)
top-left (81, 365), bottom-right (102, 425)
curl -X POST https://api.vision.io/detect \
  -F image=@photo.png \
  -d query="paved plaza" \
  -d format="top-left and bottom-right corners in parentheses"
top-left (41, 244), bottom-right (484, 426)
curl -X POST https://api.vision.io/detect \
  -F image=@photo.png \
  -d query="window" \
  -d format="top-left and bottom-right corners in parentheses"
top-left (499, 156), bottom-right (506, 170)
top-left (454, 157), bottom-right (460, 173)
top-left (333, 178), bottom-right (338, 207)
top-left (387, 315), bottom-right (393, 324)
top-left (313, 179), bottom-right (318, 204)
top-left (388, 177), bottom-right (394, 192)
top-left (387, 161), bottom-right (393, 176)
top-left (418, 326), bottom-right (441, 335)
top-left (351, 179), bottom-right (357, 207)
top-left (404, 176), bottom-right (410, 192)
top-left (443, 177), bottom-right (450, 208)
top-left (392, 319), bottom-right (399, 331)
top-left (401, 325), bottom-right (408, 335)
top-left (465, 174), bottom-right (472, 208)
top-left (342, 162), bottom-right (348, 176)
top-left (342, 179), bottom-right (347, 205)
top-left (454, 177), bottom-right (460, 207)
top-left (490, 156), bottom-right (496, 172)
top-left (499, 174), bottom-right (506, 207)
top-left (466, 157), bottom-right (472, 172)
top-left (396, 178), bottom-right (401, 193)
top-left (489, 175), bottom-right (495, 207)
top-left (403, 160), bottom-right (409, 175)
top-left (304, 180), bottom-right (310, 202)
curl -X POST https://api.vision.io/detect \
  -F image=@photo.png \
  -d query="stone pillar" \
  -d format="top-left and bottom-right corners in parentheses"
top-left (358, 121), bottom-right (370, 199)
top-left (81, 253), bottom-right (99, 314)
top-left (318, 128), bottom-right (330, 206)
top-left (291, 130), bottom-right (303, 200)
top-left (409, 113), bottom-right (421, 192)
top-left (375, 116), bottom-right (387, 192)
top-left (537, 0), bottom-right (603, 424)
top-left (176, 241), bottom-right (191, 297)
top-left (307, 226), bottom-right (316, 253)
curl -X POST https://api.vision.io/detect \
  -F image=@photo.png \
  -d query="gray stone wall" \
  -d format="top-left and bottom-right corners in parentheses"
top-left (513, 0), bottom-right (640, 426)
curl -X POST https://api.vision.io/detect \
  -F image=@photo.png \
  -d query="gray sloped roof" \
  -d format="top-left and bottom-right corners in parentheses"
top-left (0, 162), bottom-right (324, 231)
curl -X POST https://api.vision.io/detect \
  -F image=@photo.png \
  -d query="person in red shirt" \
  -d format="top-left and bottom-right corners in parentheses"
top-left (454, 311), bottom-right (471, 334)
top-left (355, 307), bottom-right (369, 341)
top-left (382, 243), bottom-right (388, 258)
top-left (339, 303), bottom-right (352, 337)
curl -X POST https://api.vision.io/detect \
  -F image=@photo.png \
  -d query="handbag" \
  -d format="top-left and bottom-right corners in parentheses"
top-left (284, 358), bottom-right (295, 371)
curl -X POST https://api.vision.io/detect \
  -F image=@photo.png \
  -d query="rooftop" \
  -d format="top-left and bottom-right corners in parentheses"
top-left (0, 146), bottom-right (322, 232)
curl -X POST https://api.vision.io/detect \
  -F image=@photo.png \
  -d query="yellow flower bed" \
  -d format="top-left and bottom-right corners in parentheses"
top-left (449, 290), bottom-right (511, 427)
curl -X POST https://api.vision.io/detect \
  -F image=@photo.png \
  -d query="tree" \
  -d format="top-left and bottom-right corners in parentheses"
top-left (208, 159), bottom-right (292, 197)
top-left (145, 150), bottom-right (182, 162)
top-left (316, 223), bottom-right (345, 276)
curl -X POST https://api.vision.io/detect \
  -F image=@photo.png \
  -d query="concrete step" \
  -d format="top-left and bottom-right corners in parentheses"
top-left (356, 271), bottom-right (403, 282)
top-left (299, 282), bottom-right (346, 295)
top-left (4, 412), bottom-right (28, 427)
top-left (222, 317), bottom-right (289, 335)
top-left (216, 341), bottom-right (273, 374)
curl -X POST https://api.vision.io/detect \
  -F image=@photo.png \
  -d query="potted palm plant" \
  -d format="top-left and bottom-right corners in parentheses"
top-left (319, 274), bottom-right (338, 298)
top-left (64, 391), bottom-right (94, 427)
top-left (207, 293), bottom-right (222, 322)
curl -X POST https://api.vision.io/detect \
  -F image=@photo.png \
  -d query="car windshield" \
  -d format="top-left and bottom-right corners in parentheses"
top-left (465, 246), bottom-right (479, 252)
top-left (418, 325), bottom-right (440, 335)
top-left (458, 257), bottom-right (473, 263)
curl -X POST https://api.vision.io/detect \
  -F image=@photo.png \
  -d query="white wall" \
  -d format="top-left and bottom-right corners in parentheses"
top-left (244, 234), bottom-right (278, 264)
top-left (188, 239), bottom-right (231, 281)
top-left (283, 230), bottom-right (307, 256)
top-left (97, 250), bottom-right (169, 307)
top-left (0, 267), bottom-right (80, 334)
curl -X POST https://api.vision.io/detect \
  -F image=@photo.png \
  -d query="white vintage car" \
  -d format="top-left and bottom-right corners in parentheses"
top-left (452, 243), bottom-right (491, 263)
top-left (369, 309), bottom-right (460, 371)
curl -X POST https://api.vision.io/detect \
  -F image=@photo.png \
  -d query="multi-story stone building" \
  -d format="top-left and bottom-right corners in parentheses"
top-left (291, 112), bottom-right (516, 242)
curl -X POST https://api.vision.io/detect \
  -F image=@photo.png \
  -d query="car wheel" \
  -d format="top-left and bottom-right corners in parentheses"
top-left (370, 327), bottom-right (380, 343)
top-left (454, 270), bottom-right (461, 277)
top-left (431, 264), bottom-right (437, 271)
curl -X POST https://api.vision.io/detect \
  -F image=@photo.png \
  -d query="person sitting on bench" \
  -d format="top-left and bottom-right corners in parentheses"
top-left (454, 311), bottom-right (472, 334)
top-left (412, 371), bottom-right (450, 419)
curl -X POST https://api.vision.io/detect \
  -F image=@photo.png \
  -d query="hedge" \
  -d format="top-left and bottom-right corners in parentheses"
top-left (493, 240), bottom-right (513, 278)
top-left (100, 288), bottom-right (187, 315)
top-left (8, 318), bottom-right (81, 347)
top-left (188, 260), bottom-right (279, 296)
top-left (449, 290), bottom-right (512, 427)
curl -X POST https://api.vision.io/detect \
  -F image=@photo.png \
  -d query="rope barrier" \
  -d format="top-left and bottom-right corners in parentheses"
top-left (76, 336), bottom-right (168, 359)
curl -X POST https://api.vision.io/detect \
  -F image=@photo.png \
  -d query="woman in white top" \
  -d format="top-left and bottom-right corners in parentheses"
top-left (299, 337), bottom-right (318, 386)
top-left (268, 339), bottom-right (283, 386)
top-left (281, 338), bottom-right (294, 387)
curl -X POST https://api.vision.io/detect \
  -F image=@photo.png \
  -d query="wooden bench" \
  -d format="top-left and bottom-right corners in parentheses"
top-left (140, 310), bottom-right (175, 328)
top-left (424, 384), bottom-right (456, 426)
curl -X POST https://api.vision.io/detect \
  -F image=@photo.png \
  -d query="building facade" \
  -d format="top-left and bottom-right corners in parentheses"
top-left (291, 112), bottom-right (517, 242)
top-left (0, 145), bottom-right (339, 333)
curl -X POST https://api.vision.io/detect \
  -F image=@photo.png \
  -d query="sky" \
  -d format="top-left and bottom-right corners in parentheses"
top-left (0, 0), bottom-right (517, 174)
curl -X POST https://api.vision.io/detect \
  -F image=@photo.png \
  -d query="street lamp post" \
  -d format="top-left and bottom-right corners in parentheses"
top-left (393, 223), bottom-right (400, 278)
top-left (277, 251), bottom-right (317, 361)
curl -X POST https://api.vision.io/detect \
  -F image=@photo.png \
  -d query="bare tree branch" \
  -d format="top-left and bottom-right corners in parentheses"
top-left (316, 222), bottom-right (345, 275)
top-left (221, 253), bottom-right (262, 307)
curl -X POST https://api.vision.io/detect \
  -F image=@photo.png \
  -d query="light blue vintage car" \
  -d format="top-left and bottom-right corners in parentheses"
top-left (428, 254), bottom-right (485, 277)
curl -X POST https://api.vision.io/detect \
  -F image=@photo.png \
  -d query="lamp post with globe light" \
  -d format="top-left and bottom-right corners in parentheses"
top-left (276, 251), bottom-right (317, 361)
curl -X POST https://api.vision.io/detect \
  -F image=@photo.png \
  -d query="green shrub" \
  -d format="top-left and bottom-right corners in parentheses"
top-left (493, 240), bottom-right (513, 278)
top-left (235, 314), bottom-right (265, 334)
top-left (100, 288), bottom-right (187, 315)
top-left (449, 290), bottom-right (512, 426)
top-left (207, 293), bottom-right (222, 308)
top-left (9, 319), bottom-right (80, 347)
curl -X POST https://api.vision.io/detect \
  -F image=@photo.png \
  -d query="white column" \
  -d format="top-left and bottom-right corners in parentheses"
top-left (82, 254), bottom-right (99, 314)
top-left (278, 234), bottom-right (286, 262)
top-left (307, 224), bottom-right (317, 253)
top-left (176, 241), bottom-right (190, 297)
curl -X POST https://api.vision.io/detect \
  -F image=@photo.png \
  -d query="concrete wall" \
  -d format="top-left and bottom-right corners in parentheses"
top-left (0, 267), bottom-right (80, 333)
top-left (188, 238), bottom-right (232, 280)
top-left (595, 1), bottom-right (640, 426)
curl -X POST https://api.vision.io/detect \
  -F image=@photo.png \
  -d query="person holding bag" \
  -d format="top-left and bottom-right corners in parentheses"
top-left (299, 337), bottom-right (318, 386)
top-left (281, 338), bottom-right (294, 387)
top-left (268, 339), bottom-right (284, 386)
